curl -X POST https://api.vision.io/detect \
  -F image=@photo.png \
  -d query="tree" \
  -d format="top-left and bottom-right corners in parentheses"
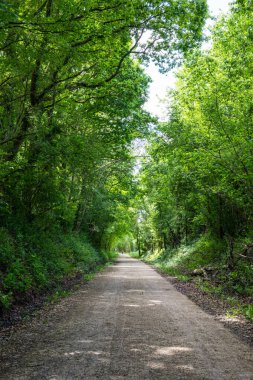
top-left (0, 0), bottom-right (208, 306)
top-left (0, 0), bottom-right (208, 234)
top-left (138, 0), bottom-right (253, 259)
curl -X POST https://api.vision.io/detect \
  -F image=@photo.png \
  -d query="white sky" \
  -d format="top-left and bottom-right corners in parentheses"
top-left (144, 0), bottom-right (231, 119)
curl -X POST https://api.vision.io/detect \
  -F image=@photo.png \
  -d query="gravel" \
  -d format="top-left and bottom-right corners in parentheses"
top-left (0, 255), bottom-right (252, 379)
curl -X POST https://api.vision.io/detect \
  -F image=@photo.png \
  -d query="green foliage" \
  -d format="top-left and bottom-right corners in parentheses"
top-left (131, 3), bottom-right (253, 301)
top-left (142, 234), bottom-right (253, 298)
top-left (84, 273), bottom-right (96, 282)
top-left (244, 304), bottom-right (253, 321)
top-left (225, 304), bottom-right (253, 322)
top-left (102, 251), bottom-right (119, 262)
top-left (3, 260), bottom-right (32, 294)
top-left (142, 236), bottom-right (253, 324)
top-left (47, 289), bottom-right (71, 304)
top-left (0, 291), bottom-right (12, 310)
top-left (0, 230), bottom-right (105, 310)
top-left (0, 1), bottom-right (207, 309)
top-left (129, 251), bottom-right (140, 259)
top-left (223, 261), bottom-right (253, 295)
top-left (143, 235), bottom-right (224, 275)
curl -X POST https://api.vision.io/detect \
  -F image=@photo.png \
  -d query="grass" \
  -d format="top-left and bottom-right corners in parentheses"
top-left (47, 289), bottom-right (71, 303)
top-left (83, 273), bottom-right (96, 282)
top-left (129, 251), bottom-right (141, 259)
top-left (0, 227), bottom-right (116, 311)
top-left (136, 235), bottom-right (253, 322)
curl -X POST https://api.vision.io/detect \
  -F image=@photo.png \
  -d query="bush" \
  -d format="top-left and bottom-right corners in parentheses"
top-left (142, 234), bottom-right (253, 298)
top-left (0, 229), bottom-right (106, 310)
top-left (0, 228), bottom-right (15, 269)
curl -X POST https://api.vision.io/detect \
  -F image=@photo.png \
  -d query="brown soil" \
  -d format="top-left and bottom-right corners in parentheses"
top-left (0, 255), bottom-right (253, 379)
top-left (0, 272), bottom-right (85, 328)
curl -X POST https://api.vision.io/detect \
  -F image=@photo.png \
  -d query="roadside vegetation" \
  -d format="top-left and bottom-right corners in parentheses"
top-left (1, 0), bottom-right (253, 326)
top-left (0, 1), bottom-right (207, 314)
top-left (129, 1), bottom-right (253, 323)
top-left (0, 229), bottom-right (114, 311)
top-left (134, 237), bottom-right (253, 322)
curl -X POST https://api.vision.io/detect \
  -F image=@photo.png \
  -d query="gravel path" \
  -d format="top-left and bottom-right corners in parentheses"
top-left (0, 255), bottom-right (252, 380)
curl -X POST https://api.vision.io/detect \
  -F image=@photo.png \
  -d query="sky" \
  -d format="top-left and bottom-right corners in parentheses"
top-left (144, 0), bottom-right (231, 119)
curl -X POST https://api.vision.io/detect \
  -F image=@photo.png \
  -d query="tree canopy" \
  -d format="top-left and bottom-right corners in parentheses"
top-left (134, 2), bottom-right (253, 300)
top-left (0, 0), bottom-right (208, 308)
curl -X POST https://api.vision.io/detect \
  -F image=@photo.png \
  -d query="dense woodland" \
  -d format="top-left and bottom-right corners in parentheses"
top-left (0, 0), bottom-right (207, 309)
top-left (0, 0), bottom-right (252, 315)
top-left (134, 1), bottom-right (253, 312)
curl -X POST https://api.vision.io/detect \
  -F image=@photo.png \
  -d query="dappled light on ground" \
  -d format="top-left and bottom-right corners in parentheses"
top-left (155, 347), bottom-right (192, 356)
top-left (0, 255), bottom-right (253, 379)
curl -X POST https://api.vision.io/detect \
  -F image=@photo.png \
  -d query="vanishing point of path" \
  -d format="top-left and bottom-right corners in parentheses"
top-left (0, 255), bottom-right (253, 380)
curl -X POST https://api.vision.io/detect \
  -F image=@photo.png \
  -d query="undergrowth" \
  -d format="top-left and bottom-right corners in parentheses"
top-left (0, 227), bottom-right (115, 311)
top-left (135, 234), bottom-right (253, 321)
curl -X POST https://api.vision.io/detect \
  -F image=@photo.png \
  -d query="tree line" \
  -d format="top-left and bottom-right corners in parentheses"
top-left (0, 0), bottom-right (207, 309)
top-left (135, 1), bottom-right (253, 295)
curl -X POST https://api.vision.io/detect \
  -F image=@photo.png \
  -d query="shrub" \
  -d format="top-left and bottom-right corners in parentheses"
top-left (0, 229), bottom-right (106, 310)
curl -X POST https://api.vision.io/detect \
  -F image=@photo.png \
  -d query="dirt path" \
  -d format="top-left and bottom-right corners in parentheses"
top-left (0, 255), bottom-right (252, 380)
